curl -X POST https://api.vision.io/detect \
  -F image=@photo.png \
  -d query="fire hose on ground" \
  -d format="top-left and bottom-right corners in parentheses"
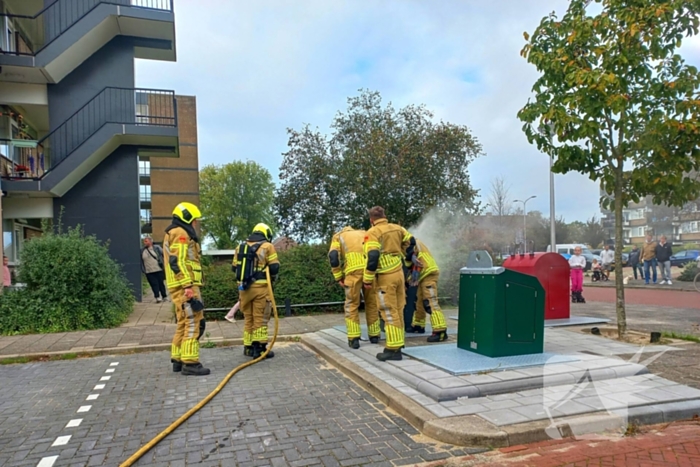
top-left (119, 267), bottom-right (279, 467)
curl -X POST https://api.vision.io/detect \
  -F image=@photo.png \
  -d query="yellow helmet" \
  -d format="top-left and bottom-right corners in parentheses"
top-left (172, 202), bottom-right (201, 224)
top-left (253, 223), bottom-right (272, 241)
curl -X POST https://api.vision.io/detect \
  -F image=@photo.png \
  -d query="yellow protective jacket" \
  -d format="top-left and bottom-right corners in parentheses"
top-left (232, 238), bottom-right (280, 287)
top-left (363, 219), bottom-right (414, 284)
top-left (163, 225), bottom-right (203, 291)
top-left (412, 240), bottom-right (439, 281)
top-left (328, 227), bottom-right (367, 281)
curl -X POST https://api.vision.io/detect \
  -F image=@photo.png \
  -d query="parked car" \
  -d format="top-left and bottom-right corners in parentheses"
top-left (552, 244), bottom-right (600, 271)
top-left (669, 250), bottom-right (700, 267)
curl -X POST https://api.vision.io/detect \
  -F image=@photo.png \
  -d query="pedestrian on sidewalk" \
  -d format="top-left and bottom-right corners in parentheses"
top-left (642, 233), bottom-right (658, 285)
top-left (600, 244), bottom-right (615, 276)
top-left (656, 235), bottom-right (673, 285)
top-left (628, 245), bottom-right (643, 281)
top-left (3, 256), bottom-right (11, 288)
top-left (141, 236), bottom-right (167, 303)
top-left (225, 300), bottom-right (240, 323)
top-left (569, 246), bottom-right (586, 303)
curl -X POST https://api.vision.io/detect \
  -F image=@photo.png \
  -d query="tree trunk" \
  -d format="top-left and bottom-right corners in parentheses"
top-left (613, 164), bottom-right (627, 337)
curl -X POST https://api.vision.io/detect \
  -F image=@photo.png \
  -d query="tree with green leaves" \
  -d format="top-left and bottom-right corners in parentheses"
top-left (582, 216), bottom-right (606, 249)
top-left (276, 90), bottom-right (483, 241)
top-left (519, 0), bottom-right (700, 336)
top-left (200, 161), bottom-right (275, 249)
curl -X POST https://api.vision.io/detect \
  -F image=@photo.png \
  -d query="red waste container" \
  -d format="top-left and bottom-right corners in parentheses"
top-left (503, 252), bottom-right (570, 320)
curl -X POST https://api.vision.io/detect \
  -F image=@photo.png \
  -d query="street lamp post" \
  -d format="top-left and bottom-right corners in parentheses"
top-left (514, 195), bottom-right (536, 251)
top-left (539, 123), bottom-right (557, 252)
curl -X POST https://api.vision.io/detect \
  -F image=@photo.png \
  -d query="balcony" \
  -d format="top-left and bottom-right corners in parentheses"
top-left (0, 139), bottom-right (47, 180)
top-left (2, 87), bottom-right (178, 196)
top-left (0, 0), bottom-right (175, 84)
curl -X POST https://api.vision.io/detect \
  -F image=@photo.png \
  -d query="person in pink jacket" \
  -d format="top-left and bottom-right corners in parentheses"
top-left (569, 246), bottom-right (586, 303)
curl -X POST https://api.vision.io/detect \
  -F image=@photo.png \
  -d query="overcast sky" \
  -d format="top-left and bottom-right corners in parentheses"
top-left (135, 0), bottom-right (700, 223)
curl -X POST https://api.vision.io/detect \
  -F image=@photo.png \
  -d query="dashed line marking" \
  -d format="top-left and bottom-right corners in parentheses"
top-left (51, 435), bottom-right (71, 447)
top-left (100, 376), bottom-right (111, 381)
top-left (65, 419), bottom-right (82, 428)
top-left (105, 368), bottom-right (115, 373)
top-left (37, 456), bottom-right (58, 467)
top-left (77, 405), bottom-right (91, 413)
top-left (86, 394), bottom-right (99, 401)
top-left (94, 384), bottom-right (105, 390)
top-left (110, 362), bottom-right (119, 366)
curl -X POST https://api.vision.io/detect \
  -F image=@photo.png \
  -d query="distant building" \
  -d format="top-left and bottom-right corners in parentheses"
top-left (273, 237), bottom-right (298, 252)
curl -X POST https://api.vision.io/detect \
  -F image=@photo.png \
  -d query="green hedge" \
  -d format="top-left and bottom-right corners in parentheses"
top-left (678, 262), bottom-right (698, 282)
top-left (0, 226), bottom-right (134, 335)
top-left (201, 244), bottom-right (345, 315)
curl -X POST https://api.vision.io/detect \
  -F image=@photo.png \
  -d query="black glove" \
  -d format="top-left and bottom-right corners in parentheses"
top-left (189, 298), bottom-right (205, 312)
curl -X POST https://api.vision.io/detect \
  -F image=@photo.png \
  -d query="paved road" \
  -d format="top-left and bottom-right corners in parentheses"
top-left (0, 344), bottom-right (477, 467)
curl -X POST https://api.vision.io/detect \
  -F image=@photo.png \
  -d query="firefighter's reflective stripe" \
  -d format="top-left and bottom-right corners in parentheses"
top-left (384, 324), bottom-right (404, 348)
top-left (364, 240), bottom-right (381, 254)
top-left (344, 252), bottom-right (365, 274)
top-left (331, 241), bottom-right (341, 250)
top-left (253, 251), bottom-right (278, 284)
top-left (378, 254), bottom-right (402, 274)
top-left (243, 331), bottom-right (252, 346)
top-left (418, 251), bottom-right (439, 281)
top-left (333, 270), bottom-right (344, 280)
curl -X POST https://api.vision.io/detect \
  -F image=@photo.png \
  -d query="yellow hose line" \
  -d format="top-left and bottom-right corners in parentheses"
top-left (119, 269), bottom-right (279, 467)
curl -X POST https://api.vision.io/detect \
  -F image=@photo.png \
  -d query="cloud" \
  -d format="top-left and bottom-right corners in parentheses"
top-left (136, 0), bottom-right (700, 222)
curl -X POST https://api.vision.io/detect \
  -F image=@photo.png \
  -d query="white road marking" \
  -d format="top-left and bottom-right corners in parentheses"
top-left (52, 435), bottom-right (71, 447)
top-left (65, 419), bottom-right (82, 428)
top-left (37, 456), bottom-right (59, 467)
top-left (86, 394), bottom-right (99, 401)
top-left (105, 369), bottom-right (115, 373)
top-left (77, 405), bottom-right (91, 413)
top-left (94, 384), bottom-right (105, 390)
top-left (100, 376), bottom-right (111, 381)
top-left (110, 362), bottom-right (119, 366)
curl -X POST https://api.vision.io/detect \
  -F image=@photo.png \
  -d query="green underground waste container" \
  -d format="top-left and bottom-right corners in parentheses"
top-left (457, 250), bottom-right (545, 358)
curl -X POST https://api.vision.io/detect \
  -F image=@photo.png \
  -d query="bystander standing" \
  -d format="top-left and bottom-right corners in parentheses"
top-left (628, 245), bottom-right (643, 281)
top-left (656, 235), bottom-right (673, 285)
top-left (141, 237), bottom-right (168, 303)
top-left (642, 233), bottom-right (658, 285)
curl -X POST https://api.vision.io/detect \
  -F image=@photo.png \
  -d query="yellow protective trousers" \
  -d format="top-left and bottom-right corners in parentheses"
top-left (412, 273), bottom-right (447, 332)
top-left (240, 284), bottom-right (271, 344)
top-left (375, 269), bottom-right (406, 350)
top-left (343, 273), bottom-right (380, 339)
top-left (171, 286), bottom-right (203, 364)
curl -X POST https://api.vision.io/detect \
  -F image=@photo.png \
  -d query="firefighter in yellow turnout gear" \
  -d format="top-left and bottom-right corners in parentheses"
top-left (164, 202), bottom-right (210, 376)
top-left (232, 223), bottom-right (280, 359)
top-left (407, 240), bottom-right (448, 343)
top-left (329, 227), bottom-right (381, 349)
top-left (363, 206), bottom-right (416, 361)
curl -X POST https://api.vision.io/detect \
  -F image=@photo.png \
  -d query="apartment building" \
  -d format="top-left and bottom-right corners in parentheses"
top-left (139, 94), bottom-right (199, 241)
top-left (0, 0), bottom-right (179, 299)
top-left (600, 191), bottom-right (700, 245)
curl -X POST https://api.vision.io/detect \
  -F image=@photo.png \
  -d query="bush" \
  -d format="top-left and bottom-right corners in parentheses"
top-left (201, 244), bottom-right (345, 315)
top-left (0, 226), bottom-right (134, 335)
top-left (678, 261), bottom-right (698, 282)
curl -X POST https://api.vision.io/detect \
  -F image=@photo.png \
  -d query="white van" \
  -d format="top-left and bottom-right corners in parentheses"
top-left (547, 244), bottom-right (590, 255)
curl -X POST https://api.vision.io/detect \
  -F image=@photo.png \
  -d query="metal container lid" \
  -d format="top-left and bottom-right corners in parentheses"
top-left (460, 250), bottom-right (504, 275)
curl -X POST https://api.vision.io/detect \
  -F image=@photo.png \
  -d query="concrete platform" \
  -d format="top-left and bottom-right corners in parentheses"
top-left (402, 343), bottom-right (578, 375)
top-left (448, 315), bottom-right (611, 327)
top-left (302, 326), bottom-right (700, 447)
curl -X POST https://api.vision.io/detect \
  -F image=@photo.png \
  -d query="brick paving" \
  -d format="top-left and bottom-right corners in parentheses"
top-left (0, 344), bottom-right (481, 467)
top-left (434, 422), bottom-right (700, 467)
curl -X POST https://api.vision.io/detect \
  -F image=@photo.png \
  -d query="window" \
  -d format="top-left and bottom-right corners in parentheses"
top-left (630, 227), bottom-right (645, 237)
top-left (139, 185), bottom-right (151, 202)
top-left (139, 159), bottom-right (150, 176)
top-left (2, 219), bottom-right (14, 262)
top-left (681, 222), bottom-right (700, 234)
top-left (135, 92), bottom-right (149, 124)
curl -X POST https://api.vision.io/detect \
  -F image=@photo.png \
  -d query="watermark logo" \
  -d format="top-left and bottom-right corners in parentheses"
top-left (543, 347), bottom-right (668, 440)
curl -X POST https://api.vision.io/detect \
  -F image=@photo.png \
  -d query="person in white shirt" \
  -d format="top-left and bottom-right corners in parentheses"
top-left (600, 245), bottom-right (615, 274)
top-left (569, 246), bottom-right (587, 303)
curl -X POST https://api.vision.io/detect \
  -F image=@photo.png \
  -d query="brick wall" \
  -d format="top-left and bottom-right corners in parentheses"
top-left (150, 95), bottom-right (200, 239)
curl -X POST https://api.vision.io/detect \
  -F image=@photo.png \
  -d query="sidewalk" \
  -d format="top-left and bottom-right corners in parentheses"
top-left (0, 297), bottom-right (345, 358)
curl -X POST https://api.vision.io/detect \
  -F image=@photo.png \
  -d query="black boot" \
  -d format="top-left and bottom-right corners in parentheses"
top-left (376, 348), bottom-right (402, 362)
top-left (348, 338), bottom-right (360, 350)
top-left (407, 325), bottom-right (425, 334)
top-left (427, 330), bottom-right (448, 343)
top-left (578, 292), bottom-right (586, 304)
top-left (172, 359), bottom-right (182, 373)
top-left (243, 345), bottom-right (253, 357)
top-left (571, 292), bottom-right (577, 303)
top-left (181, 362), bottom-right (210, 376)
top-left (252, 342), bottom-right (274, 359)
top-left (369, 336), bottom-right (380, 344)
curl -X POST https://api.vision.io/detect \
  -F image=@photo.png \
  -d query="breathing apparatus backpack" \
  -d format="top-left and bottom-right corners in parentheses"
top-left (236, 241), bottom-right (265, 291)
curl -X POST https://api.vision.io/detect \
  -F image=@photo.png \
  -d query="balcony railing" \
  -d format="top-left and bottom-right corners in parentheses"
top-left (0, 139), bottom-right (47, 179)
top-left (2, 87), bottom-right (176, 181)
top-left (0, 0), bottom-right (173, 56)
